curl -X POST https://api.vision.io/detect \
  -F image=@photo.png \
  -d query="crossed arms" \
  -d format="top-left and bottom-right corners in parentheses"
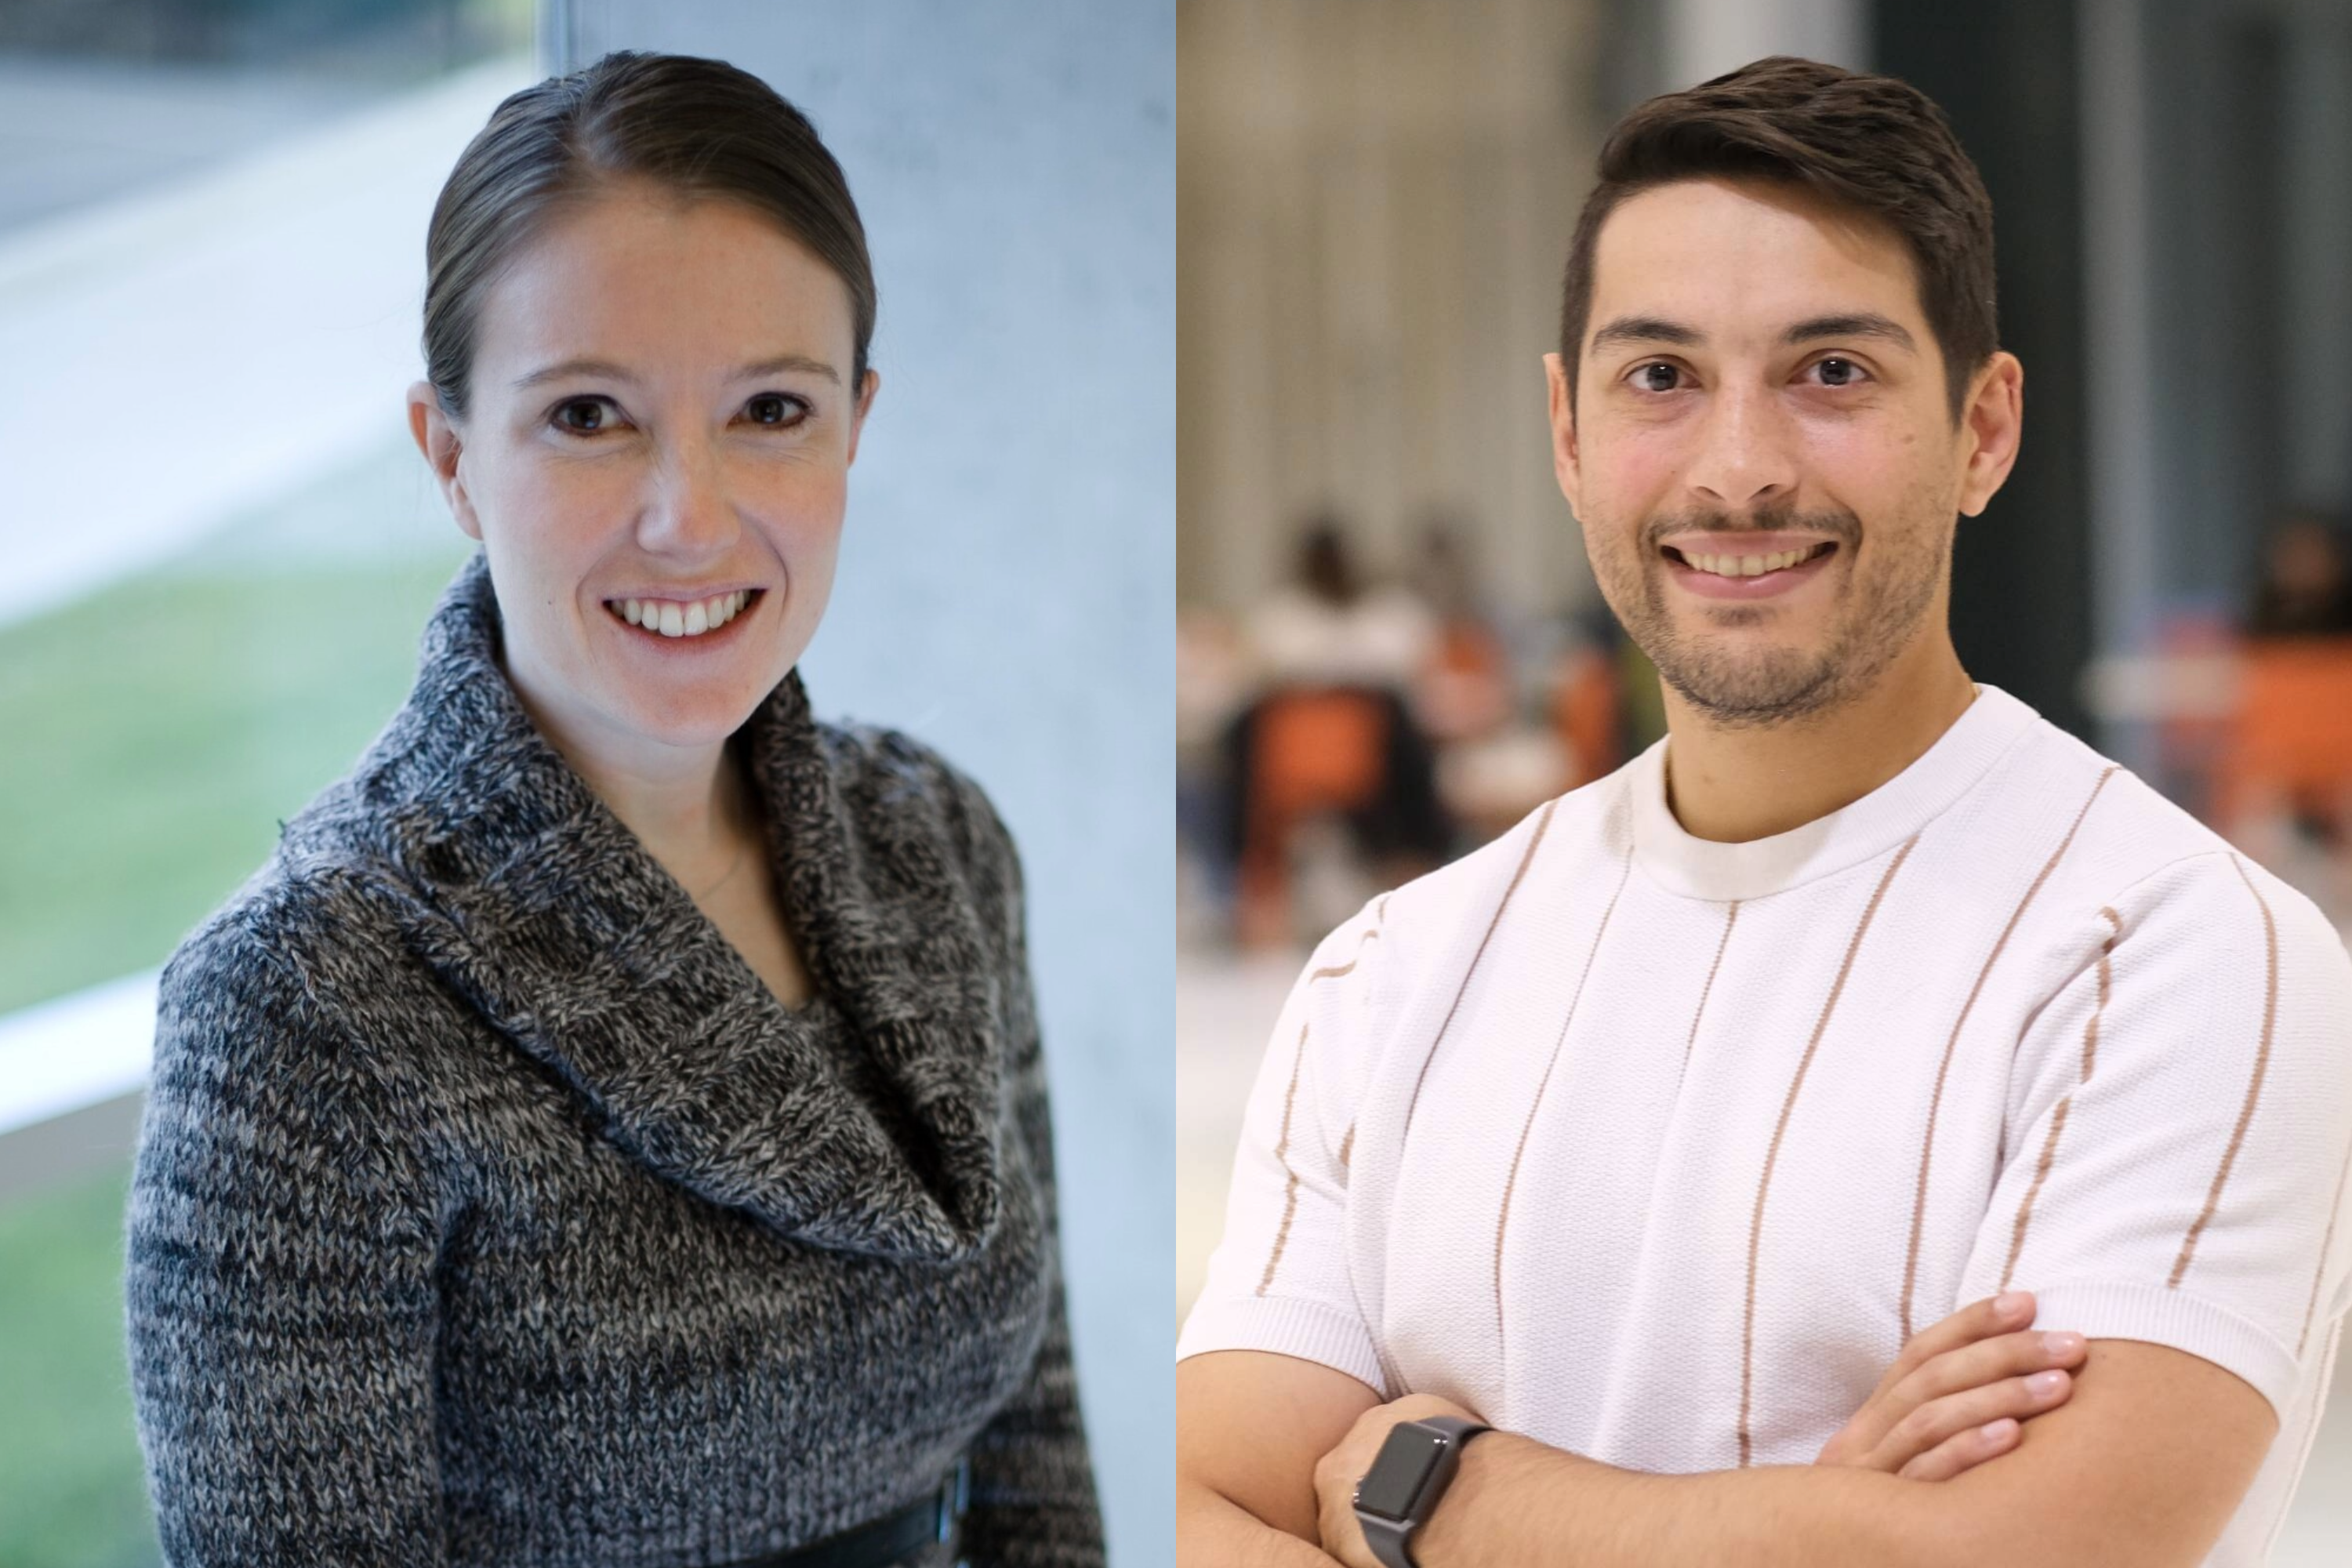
top-left (1175, 1335), bottom-right (2279, 1567)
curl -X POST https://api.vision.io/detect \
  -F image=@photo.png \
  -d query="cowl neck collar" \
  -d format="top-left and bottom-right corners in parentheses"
top-left (331, 550), bottom-right (1004, 1263)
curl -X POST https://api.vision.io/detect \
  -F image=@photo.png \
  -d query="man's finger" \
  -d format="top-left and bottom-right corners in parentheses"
top-left (1879, 1290), bottom-right (2035, 1391)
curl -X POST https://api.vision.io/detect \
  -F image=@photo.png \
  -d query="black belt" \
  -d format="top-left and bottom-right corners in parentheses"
top-left (722, 1459), bottom-right (971, 1568)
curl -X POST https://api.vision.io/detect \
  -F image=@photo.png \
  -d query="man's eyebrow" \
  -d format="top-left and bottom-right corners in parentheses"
top-left (1781, 313), bottom-right (1917, 354)
top-left (1587, 316), bottom-right (1702, 356)
top-left (510, 353), bottom-right (841, 391)
top-left (1584, 312), bottom-right (1919, 358)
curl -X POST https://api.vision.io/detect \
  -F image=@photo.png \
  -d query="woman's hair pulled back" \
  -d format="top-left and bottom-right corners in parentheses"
top-left (421, 50), bottom-right (876, 421)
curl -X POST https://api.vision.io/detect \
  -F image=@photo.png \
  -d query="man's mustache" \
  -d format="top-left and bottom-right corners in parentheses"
top-left (1642, 503), bottom-right (1862, 552)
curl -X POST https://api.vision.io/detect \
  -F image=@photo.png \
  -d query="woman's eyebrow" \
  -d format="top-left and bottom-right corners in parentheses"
top-left (510, 353), bottom-right (841, 391)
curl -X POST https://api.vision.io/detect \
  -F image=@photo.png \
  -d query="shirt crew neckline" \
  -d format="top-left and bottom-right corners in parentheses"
top-left (1628, 682), bottom-right (2039, 902)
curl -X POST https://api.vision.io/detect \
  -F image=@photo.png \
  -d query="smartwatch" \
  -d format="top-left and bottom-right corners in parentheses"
top-left (1351, 1414), bottom-right (1493, 1568)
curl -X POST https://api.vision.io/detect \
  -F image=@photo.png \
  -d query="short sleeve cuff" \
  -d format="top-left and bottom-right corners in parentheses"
top-left (2023, 1279), bottom-right (2303, 1421)
top-left (1175, 1294), bottom-right (1388, 1396)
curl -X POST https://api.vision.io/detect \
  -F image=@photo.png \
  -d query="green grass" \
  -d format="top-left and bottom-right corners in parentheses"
top-left (0, 437), bottom-right (473, 1563)
top-left (0, 554), bottom-right (470, 1018)
top-left (0, 1163), bottom-right (157, 1568)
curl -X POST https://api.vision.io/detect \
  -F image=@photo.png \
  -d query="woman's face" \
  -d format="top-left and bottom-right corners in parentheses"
top-left (410, 180), bottom-right (876, 767)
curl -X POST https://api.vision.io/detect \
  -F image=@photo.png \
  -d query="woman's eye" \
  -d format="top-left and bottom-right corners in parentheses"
top-left (1631, 361), bottom-right (1682, 394)
top-left (746, 394), bottom-right (808, 427)
top-left (554, 397), bottom-right (612, 434)
top-left (1810, 357), bottom-right (1868, 387)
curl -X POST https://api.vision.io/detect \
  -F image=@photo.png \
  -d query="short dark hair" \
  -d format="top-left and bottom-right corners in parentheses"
top-left (1558, 55), bottom-right (1995, 426)
top-left (422, 50), bottom-right (876, 421)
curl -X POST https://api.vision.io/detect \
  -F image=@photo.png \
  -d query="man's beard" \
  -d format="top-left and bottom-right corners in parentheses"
top-left (1586, 498), bottom-right (1947, 731)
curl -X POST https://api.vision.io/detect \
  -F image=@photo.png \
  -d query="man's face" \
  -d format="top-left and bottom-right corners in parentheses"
top-left (1546, 176), bottom-right (2018, 729)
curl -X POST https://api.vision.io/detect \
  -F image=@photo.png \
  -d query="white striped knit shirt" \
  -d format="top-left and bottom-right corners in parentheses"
top-left (1179, 683), bottom-right (2352, 1565)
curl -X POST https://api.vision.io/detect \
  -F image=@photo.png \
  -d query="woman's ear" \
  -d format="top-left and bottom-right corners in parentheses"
top-left (845, 368), bottom-right (881, 466)
top-left (407, 379), bottom-right (481, 542)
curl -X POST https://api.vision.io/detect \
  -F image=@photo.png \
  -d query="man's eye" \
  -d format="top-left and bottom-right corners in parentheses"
top-left (1812, 357), bottom-right (1868, 387)
top-left (1631, 362), bottom-right (1682, 393)
top-left (746, 394), bottom-right (808, 427)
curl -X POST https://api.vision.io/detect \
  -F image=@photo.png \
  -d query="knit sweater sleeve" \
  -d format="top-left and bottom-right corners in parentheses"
top-left (941, 767), bottom-right (1108, 1568)
top-left (124, 913), bottom-right (448, 1566)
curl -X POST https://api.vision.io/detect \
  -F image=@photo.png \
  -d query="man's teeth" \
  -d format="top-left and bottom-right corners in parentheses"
top-left (1681, 545), bottom-right (1825, 578)
top-left (608, 589), bottom-right (753, 637)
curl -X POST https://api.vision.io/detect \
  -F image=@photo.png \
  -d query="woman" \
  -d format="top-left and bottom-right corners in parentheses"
top-left (123, 51), bottom-right (1102, 1568)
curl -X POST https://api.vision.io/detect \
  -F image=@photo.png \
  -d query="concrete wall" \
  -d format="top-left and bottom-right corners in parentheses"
top-left (554, 5), bottom-right (1174, 1562)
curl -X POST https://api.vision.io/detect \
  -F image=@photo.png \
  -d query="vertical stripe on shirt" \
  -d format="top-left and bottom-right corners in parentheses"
top-left (1900, 765), bottom-right (2118, 1340)
top-left (1738, 835), bottom-right (1918, 1468)
top-left (1492, 846), bottom-right (1635, 1327)
top-left (1256, 1023), bottom-right (1311, 1297)
top-left (2171, 855), bottom-right (2280, 1288)
top-left (1403, 797), bottom-right (1558, 1135)
top-left (1258, 901), bottom-right (1385, 1295)
top-left (1675, 902), bottom-right (1740, 1103)
top-left (1998, 906), bottom-right (2122, 1293)
top-left (2299, 1138), bottom-right (2352, 1358)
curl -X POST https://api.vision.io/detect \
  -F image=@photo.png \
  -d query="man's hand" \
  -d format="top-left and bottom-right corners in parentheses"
top-left (1312, 1392), bottom-right (1486, 1568)
top-left (1815, 1289), bottom-right (2087, 1480)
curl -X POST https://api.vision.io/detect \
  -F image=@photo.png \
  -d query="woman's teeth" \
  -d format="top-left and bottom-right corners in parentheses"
top-left (607, 589), bottom-right (753, 637)
top-left (1680, 543), bottom-right (1829, 578)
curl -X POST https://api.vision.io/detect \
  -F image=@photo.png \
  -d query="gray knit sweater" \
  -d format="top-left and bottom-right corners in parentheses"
top-left (123, 550), bottom-right (1105, 1566)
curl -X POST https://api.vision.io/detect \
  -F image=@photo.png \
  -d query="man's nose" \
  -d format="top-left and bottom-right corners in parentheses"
top-left (1683, 380), bottom-right (1798, 512)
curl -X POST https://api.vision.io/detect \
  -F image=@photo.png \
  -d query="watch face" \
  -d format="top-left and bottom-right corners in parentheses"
top-left (1356, 1425), bottom-right (1448, 1521)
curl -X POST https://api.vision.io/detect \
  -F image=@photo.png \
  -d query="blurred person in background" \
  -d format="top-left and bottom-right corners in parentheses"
top-left (2215, 506), bottom-right (2352, 925)
top-left (2247, 507), bottom-right (2352, 641)
top-left (1178, 54), bottom-right (2352, 1568)
top-left (1246, 515), bottom-right (1440, 690)
top-left (1410, 520), bottom-right (1514, 746)
top-left (1409, 519), bottom-right (1592, 849)
top-left (122, 51), bottom-right (1099, 1568)
top-left (1225, 517), bottom-right (1451, 946)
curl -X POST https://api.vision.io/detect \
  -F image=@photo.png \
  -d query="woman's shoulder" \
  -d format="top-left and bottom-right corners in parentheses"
top-left (158, 825), bottom-right (431, 1067)
top-left (147, 854), bottom-right (426, 1145)
top-left (810, 716), bottom-right (1022, 888)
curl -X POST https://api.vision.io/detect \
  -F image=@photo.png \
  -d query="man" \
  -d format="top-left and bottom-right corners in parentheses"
top-left (1177, 56), bottom-right (2352, 1568)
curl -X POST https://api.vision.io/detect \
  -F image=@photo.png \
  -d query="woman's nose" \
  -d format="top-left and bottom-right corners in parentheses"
top-left (640, 440), bottom-right (737, 550)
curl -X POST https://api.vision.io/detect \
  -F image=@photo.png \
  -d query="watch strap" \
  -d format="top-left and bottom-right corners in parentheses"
top-left (1355, 1416), bottom-right (1493, 1568)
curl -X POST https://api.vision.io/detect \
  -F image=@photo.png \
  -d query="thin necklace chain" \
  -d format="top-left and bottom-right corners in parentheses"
top-left (691, 841), bottom-right (749, 900)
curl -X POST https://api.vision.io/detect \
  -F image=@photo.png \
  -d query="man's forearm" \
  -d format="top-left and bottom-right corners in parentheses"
top-left (1178, 1481), bottom-right (1348, 1567)
top-left (1413, 1431), bottom-right (1959, 1568)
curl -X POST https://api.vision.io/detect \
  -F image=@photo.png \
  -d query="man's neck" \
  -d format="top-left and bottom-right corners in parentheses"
top-left (1660, 644), bottom-right (1979, 844)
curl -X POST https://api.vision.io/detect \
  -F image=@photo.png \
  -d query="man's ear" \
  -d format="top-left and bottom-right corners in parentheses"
top-left (1544, 351), bottom-right (1583, 517)
top-left (845, 368), bottom-right (880, 467)
top-left (406, 379), bottom-right (481, 542)
top-left (1955, 350), bottom-right (2024, 518)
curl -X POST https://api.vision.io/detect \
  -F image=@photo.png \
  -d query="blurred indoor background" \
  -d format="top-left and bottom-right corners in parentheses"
top-left (1175, 1), bottom-right (2352, 1559)
top-left (0, 2), bottom-right (1173, 1565)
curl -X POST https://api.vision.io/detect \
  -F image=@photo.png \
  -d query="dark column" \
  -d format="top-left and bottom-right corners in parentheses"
top-left (1875, 0), bottom-right (2095, 739)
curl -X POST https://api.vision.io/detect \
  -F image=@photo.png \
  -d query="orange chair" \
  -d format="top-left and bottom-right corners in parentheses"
top-left (1551, 644), bottom-right (1624, 789)
top-left (2211, 638), bottom-right (2352, 833)
top-left (1421, 620), bottom-right (1512, 742)
top-left (1236, 689), bottom-right (1390, 947)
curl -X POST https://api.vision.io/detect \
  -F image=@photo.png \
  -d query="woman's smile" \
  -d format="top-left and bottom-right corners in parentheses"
top-left (601, 586), bottom-right (767, 647)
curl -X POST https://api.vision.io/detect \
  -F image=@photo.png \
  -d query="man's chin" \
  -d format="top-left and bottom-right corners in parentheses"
top-left (1657, 655), bottom-right (1849, 729)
